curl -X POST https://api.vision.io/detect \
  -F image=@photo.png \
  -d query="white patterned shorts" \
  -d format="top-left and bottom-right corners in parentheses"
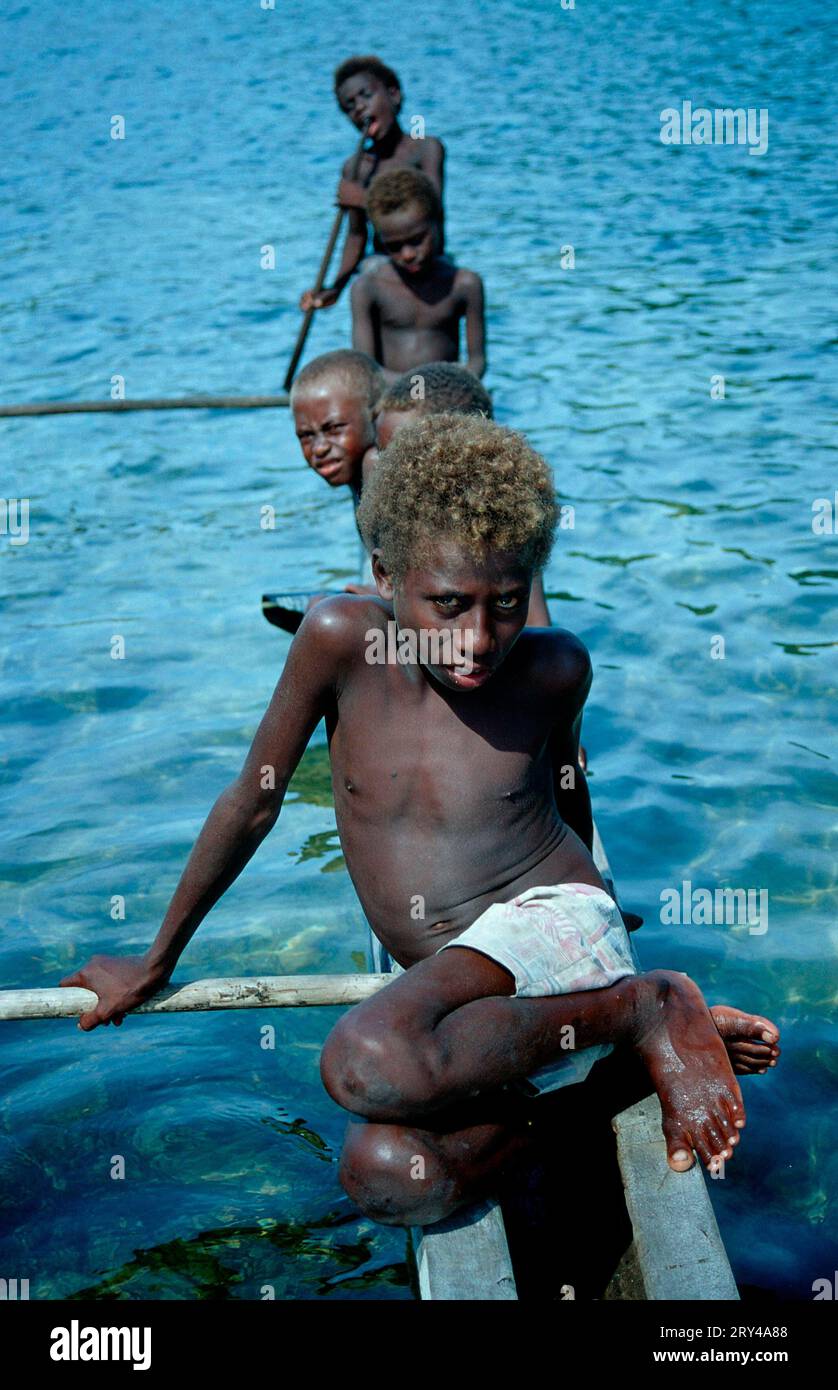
top-left (437, 883), bottom-right (639, 1097)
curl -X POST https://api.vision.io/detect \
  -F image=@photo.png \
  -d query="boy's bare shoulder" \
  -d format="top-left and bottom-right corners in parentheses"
top-left (516, 627), bottom-right (592, 698)
top-left (453, 266), bottom-right (484, 297)
top-left (295, 593), bottom-right (390, 665)
top-left (352, 259), bottom-right (398, 303)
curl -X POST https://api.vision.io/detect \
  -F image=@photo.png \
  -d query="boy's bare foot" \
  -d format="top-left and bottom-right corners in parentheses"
top-left (710, 1004), bottom-right (781, 1075)
top-left (630, 970), bottom-right (746, 1173)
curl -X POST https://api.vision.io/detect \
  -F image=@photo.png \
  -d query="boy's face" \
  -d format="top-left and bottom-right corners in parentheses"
top-left (337, 74), bottom-right (400, 141)
top-left (372, 539), bottom-right (533, 692)
top-left (375, 201), bottom-right (437, 277)
top-left (293, 383), bottom-right (373, 488)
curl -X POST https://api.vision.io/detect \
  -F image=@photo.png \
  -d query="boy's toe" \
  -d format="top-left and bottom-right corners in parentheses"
top-left (662, 1118), bottom-right (695, 1171)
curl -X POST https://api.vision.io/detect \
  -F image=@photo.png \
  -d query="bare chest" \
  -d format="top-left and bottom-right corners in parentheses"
top-left (375, 277), bottom-right (462, 331)
top-left (330, 673), bottom-right (550, 825)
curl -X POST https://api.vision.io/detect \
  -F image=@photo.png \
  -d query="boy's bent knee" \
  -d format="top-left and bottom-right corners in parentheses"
top-left (339, 1123), bottom-right (460, 1227)
top-left (320, 1012), bottom-right (446, 1120)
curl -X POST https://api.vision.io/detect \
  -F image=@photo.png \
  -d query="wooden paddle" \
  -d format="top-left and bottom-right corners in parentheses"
top-left (282, 118), bottom-right (371, 393)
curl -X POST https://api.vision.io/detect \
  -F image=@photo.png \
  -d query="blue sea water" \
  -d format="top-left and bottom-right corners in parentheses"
top-left (1, 0), bottom-right (835, 1300)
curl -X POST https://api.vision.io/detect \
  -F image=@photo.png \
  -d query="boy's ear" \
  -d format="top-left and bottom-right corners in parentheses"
top-left (371, 550), bottom-right (395, 600)
top-left (387, 84), bottom-right (403, 114)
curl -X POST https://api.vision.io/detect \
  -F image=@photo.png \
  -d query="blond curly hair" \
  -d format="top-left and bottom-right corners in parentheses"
top-left (357, 414), bottom-right (558, 578)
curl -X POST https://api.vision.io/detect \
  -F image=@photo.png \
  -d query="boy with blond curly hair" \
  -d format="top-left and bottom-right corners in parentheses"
top-left (65, 416), bottom-right (780, 1225)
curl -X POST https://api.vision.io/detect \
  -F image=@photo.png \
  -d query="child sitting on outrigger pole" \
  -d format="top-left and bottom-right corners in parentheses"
top-left (62, 416), bottom-right (780, 1227)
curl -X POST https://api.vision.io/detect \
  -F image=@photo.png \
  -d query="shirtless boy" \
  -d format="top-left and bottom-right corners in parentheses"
top-left (364, 359), bottom-right (493, 483)
top-left (291, 349), bottom-right (383, 506)
top-left (62, 416), bottom-right (779, 1227)
top-left (300, 55), bottom-right (445, 312)
top-left (352, 170), bottom-right (486, 380)
top-left (364, 362), bottom-right (551, 624)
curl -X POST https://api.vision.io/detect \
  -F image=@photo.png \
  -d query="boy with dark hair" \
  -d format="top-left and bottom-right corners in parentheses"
top-left (374, 360), bottom-right (492, 438)
top-left (65, 415), bottom-right (779, 1228)
top-left (299, 56), bottom-right (445, 313)
top-left (353, 169), bottom-right (486, 380)
top-left (290, 349), bottom-right (383, 504)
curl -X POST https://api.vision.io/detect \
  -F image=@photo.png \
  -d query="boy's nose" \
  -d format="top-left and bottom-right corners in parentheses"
top-left (468, 613), bottom-right (496, 659)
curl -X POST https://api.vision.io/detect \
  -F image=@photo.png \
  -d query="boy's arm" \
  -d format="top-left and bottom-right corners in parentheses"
top-left (420, 137), bottom-right (445, 197)
top-left (546, 635), bottom-right (593, 851)
top-left (461, 271), bottom-right (486, 378)
top-left (299, 151), bottom-right (369, 309)
top-left (330, 206), bottom-right (368, 290)
top-left (351, 274), bottom-right (378, 359)
top-left (61, 603), bottom-right (354, 1030)
top-left (300, 208), bottom-right (367, 309)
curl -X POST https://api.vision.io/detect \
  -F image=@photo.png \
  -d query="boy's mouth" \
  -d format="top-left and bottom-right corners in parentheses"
top-left (442, 663), bottom-right (494, 689)
top-left (316, 459), bottom-right (346, 481)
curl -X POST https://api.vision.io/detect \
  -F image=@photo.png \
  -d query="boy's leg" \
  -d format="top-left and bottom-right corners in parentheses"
top-left (337, 1025), bottom-right (657, 1228)
top-left (337, 1090), bottom-right (536, 1227)
top-left (320, 948), bottom-right (746, 1174)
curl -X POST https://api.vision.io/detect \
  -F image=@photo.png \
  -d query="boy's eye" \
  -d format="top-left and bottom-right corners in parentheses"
top-left (495, 595), bottom-right (524, 611)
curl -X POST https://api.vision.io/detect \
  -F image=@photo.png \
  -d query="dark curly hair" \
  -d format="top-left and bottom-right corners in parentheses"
top-left (334, 56), bottom-right (402, 104)
top-left (366, 168), bottom-right (441, 228)
top-left (357, 414), bottom-right (558, 578)
top-left (375, 362), bottom-right (493, 419)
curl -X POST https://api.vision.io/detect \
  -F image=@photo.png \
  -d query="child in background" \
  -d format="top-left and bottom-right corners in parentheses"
top-left (366, 359), bottom-right (493, 472)
top-left (260, 349), bottom-right (381, 634)
top-left (299, 56), bottom-right (445, 312)
top-left (290, 349), bottom-right (383, 506)
top-left (352, 170), bottom-right (486, 380)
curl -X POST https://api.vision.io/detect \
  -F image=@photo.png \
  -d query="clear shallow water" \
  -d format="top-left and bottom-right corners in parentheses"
top-left (1, 0), bottom-right (835, 1300)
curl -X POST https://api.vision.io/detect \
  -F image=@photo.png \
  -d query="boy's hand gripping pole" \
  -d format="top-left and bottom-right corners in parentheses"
top-left (282, 118), bottom-right (371, 393)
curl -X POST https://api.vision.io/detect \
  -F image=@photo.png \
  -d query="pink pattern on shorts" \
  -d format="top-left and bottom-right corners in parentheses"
top-left (437, 882), bottom-right (636, 998)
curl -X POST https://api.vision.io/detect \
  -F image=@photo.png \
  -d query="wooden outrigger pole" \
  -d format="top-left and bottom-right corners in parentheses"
top-left (0, 395), bottom-right (289, 417)
top-left (0, 973), bottom-right (388, 1022)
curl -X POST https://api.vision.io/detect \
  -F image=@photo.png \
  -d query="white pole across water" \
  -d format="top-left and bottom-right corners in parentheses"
top-left (0, 974), bottom-right (390, 1022)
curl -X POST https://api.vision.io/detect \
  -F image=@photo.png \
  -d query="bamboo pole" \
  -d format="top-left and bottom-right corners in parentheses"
top-left (0, 395), bottom-right (289, 418)
top-left (0, 974), bottom-right (391, 1022)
